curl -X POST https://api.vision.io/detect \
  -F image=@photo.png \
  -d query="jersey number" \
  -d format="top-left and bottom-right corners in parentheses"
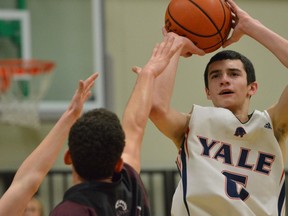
top-left (223, 171), bottom-right (249, 201)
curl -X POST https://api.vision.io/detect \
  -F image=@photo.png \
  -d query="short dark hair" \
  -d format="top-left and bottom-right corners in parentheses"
top-left (68, 108), bottom-right (125, 181)
top-left (204, 50), bottom-right (256, 88)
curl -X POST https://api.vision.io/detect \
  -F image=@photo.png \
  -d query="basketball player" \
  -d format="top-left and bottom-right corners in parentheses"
top-left (48, 35), bottom-right (181, 215)
top-left (0, 73), bottom-right (98, 216)
top-left (147, 0), bottom-right (288, 215)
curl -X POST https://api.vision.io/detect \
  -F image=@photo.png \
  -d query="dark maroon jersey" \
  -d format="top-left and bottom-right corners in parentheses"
top-left (49, 163), bottom-right (150, 216)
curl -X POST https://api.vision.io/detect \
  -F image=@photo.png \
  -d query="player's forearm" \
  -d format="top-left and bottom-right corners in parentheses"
top-left (123, 72), bottom-right (154, 135)
top-left (150, 49), bottom-right (181, 117)
top-left (122, 72), bottom-right (155, 173)
top-left (244, 18), bottom-right (288, 68)
top-left (13, 110), bottom-right (77, 190)
top-left (0, 110), bottom-right (77, 216)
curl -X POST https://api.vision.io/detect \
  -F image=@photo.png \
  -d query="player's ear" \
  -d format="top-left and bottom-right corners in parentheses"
top-left (64, 149), bottom-right (72, 165)
top-left (205, 87), bottom-right (211, 100)
top-left (248, 81), bottom-right (258, 97)
top-left (114, 158), bottom-right (124, 173)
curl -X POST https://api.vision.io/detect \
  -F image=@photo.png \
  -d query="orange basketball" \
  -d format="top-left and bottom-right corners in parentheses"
top-left (165, 0), bottom-right (232, 53)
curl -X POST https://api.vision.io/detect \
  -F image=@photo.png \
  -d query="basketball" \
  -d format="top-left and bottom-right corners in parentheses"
top-left (165, 0), bottom-right (232, 53)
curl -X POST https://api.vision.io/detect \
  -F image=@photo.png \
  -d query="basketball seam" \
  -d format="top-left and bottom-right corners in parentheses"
top-left (166, 0), bottom-right (231, 51)
top-left (167, 6), bottom-right (217, 38)
top-left (219, 1), bottom-right (231, 42)
top-left (167, 7), bottom-right (223, 51)
top-left (188, 0), bottom-right (224, 42)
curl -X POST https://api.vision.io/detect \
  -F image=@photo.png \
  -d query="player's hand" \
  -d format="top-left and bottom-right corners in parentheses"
top-left (133, 35), bottom-right (182, 78)
top-left (223, 0), bottom-right (252, 47)
top-left (162, 27), bottom-right (205, 57)
top-left (67, 73), bottom-right (98, 119)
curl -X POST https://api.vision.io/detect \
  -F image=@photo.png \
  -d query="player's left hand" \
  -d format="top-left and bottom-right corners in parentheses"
top-left (223, 0), bottom-right (249, 47)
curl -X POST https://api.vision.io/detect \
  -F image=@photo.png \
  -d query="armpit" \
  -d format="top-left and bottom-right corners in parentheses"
top-left (274, 123), bottom-right (288, 143)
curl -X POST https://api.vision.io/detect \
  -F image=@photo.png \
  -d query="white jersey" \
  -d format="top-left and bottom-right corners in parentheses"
top-left (172, 105), bottom-right (286, 216)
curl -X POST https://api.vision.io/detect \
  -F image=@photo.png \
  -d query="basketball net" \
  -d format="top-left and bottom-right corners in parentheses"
top-left (0, 59), bottom-right (54, 129)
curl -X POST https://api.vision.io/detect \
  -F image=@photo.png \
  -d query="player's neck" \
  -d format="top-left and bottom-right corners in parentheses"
top-left (234, 113), bottom-right (251, 123)
top-left (232, 107), bottom-right (251, 123)
top-left (227, 106), bottom-right (250, 123)
top-left (227, 102), bottom-right (251, 123)
top-left (97, 177), bottom-right (113, 183)
top-left (73, 172), bottom-right (113, 184)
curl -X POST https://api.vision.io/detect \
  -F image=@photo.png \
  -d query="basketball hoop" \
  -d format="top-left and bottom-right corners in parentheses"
top-left (0, 59), bottom-right (55, 129)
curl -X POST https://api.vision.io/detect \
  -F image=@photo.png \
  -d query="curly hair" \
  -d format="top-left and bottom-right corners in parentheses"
top-left (204, 50), bottom-right (256, 89)
top-left (68, 108), bottom-right (125, 181)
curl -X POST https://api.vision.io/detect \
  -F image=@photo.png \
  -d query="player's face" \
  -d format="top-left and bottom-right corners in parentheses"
top-left (205, 59), bottom-right (256, 113)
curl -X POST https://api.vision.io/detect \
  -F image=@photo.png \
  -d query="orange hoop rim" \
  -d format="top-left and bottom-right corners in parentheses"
top-left (0, 59), bottom-right (55, 93)
top-left (0, 59), bottom-right (55, 75)
top-left (0, 67), bottom-right (11, 93)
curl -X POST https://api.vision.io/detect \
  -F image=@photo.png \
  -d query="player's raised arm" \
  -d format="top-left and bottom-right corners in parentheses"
top-left (121, 35), bottom-right (181, 173)
top-left (149, 31), bottom-right (204, 149)
top-left (0, 73), bottom-right (98, 216)
top-left (224, 0), bottom-right (288, 68)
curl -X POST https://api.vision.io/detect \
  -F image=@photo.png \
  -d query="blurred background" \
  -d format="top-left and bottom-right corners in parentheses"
top-left (0, 0), bottom-right (288, 215)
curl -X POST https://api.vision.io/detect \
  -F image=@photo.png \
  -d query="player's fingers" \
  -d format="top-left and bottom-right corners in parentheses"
top-left (162, 27), bottom-right (168, 36)
top-left (184, 39), bottom-right (205, 56)
top-left (80, 73), bottom-right (98, 99)
top-left (83, 73), bottom-right (98, 89)
top-left (85, 73), bottom-right (98, 88)
top-left (82, 90), bottom-right (92, 102)
top-left (222, 36), bottom-right (238, 48)
top-left (225, 0), bottom-right (237, 13)
top-left (151, 43), bottom-right (161, 57)
top-left (132, 66), bottom-right (142, 74)
top-left (162, 35), bottom-right (176, 56)
top-left (194, 47), bottom-right (206, 56)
